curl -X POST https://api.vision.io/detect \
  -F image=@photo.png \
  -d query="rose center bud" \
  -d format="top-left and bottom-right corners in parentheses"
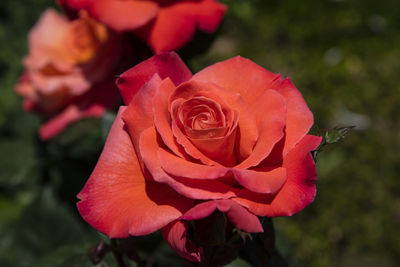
top-left (174, 96), bottom-right (239, 166)
top-left (180, 97), bottom-right (227, 138)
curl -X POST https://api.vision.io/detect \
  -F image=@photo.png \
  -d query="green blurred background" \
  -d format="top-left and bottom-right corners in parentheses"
top-left (0, 0), bottom-right (399, 266)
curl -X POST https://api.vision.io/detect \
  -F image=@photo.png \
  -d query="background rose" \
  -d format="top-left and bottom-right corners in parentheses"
top-left (77, 52), bottom-right (321, 262)
top-left (58, 0), bottom-right (226, 53)
top-left (15, 8), bottom-right (124, 140)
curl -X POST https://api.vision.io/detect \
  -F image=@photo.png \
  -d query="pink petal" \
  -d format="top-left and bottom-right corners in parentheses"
top-left (117, 52), bottom-right (191, 105)
top-left (77, 107), bottom-right (193, 238)
top-left (38, 77), bottom-right (120, 140)
top-left (39, 105), bottom-right (89, 140)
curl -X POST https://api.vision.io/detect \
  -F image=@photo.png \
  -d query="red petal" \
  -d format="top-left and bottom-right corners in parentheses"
top-left (77, 107), bottom-right (193, 238)
top-left (152, 77), bottom-right (188, 158)
top-left (273, 78), bottom-right (314, 156)
top-left (181, 200), bottom-right (263, 233)
top-left (147, 0), bottom-right (226, 52)
top-left (89, 0), bottom-right (159, 32)
top-left (158, 148), bottom-right (229, 179)
top-left (117, 52), bottom-right (191, 105)
top-left (232, 167), bottom-right (287, 194)
top-left (139, 126), bottom-right (236, 200)
top-left (58, 0), bottom-right (92, 10)
top-left (122, 74), bottom-right (162, 169)
top-left (233, 135), bottom-right (322, 217)
top-left (193, 56), bottom-right (283, 107)
top-left (236, 89), bottom-right (286, 169)
top-left (170, 80), bottom-right (258, 164)
top-left (162, 220), bottom-right (202, 262)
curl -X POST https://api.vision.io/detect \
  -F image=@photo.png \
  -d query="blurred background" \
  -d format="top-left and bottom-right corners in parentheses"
top-left (0, 0), bottom-right (399, 266)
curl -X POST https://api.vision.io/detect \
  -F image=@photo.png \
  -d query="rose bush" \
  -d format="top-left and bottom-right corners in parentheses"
top-left (77, 52), bottom-right (322, 262)
top-left (15, 9), bottom-right (124, 140)
top-left (58, 0), bottom-right (226, 53)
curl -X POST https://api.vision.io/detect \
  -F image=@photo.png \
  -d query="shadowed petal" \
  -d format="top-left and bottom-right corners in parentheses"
top-left (162, 220), bottom-right (202, 262)
top-left (236, 89), bottom-right (286, 169)
top-left (181, 200), bottom-right (263, 233)
top-left (233, 135), bottom-right (322, 217)
top-left (139, 126), bottom-right (236, 200)
top-left (77, 107), bottom-right (193, 238)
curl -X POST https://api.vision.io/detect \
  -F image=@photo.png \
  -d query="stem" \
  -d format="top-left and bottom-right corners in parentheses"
top-left (111, 239), bottom-right (127, 267)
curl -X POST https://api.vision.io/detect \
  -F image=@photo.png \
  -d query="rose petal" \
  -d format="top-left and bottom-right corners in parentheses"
top-left (117, 51), bottom-right (191, 105)
top-left (170, 80), bottom-right (257, 164)
top-left (26, 9), bottom-right (70, 69)
top-left (89, 0), bottom-right (159, 32)
top-left (233, 135), bottom-right (322, 217)
top-left (77, 107), bottom-right (193, 238)
top-left (58, 0), bottom-right (92, 10)
top-left (139, 126), bottom-right (236, 200)
top-left (162, 220), bottom-right (202, 262)
top-left (193, 56), bottom-right (283, 107)
top-left (122, 74), bottom-right (162, 168)
top-left (232, 167), bottom-right (287, 194)
top-left (39, 105), bottom-right (88, 140)
top-left (273, 78), bottom-right (314, 157)
top-left (170, 97), bottom-right (238, 166)
top-left (152, 77), bottom-right (188, 158)
top-left (146, 0), bottom-right (226, 52)
top-left (158, 148), bottom-right (229, 179)
top-left (236, 89), bottom-right (286, 169)
top-left (181, 200), bottom-right (263, 233)
top-left (186, 79), bottom-right (259, 161)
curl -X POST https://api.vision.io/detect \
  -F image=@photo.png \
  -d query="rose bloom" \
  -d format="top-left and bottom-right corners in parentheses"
top-left (77, 52), bottom-right (322, 262)
top-left (15, 9), bottom-right (124, 140)
top-left (58, 0), bottom-right (226, 53)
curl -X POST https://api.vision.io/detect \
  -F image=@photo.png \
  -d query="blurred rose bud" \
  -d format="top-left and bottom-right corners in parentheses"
top-left (15, 9), bottom-right (124, 140)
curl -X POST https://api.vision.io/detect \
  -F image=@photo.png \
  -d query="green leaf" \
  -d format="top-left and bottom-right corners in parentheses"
top-left (0, 188), bottom-right (97, 267)
top-left (312, 126), bottom-right (355, 161)
top-left (324, 126), bottom-right (355, 144)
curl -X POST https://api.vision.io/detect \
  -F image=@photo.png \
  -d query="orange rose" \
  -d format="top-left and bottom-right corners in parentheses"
top-left (15, 9), bottom-right (123, 140)
top-left (77, 52), bottom-right (321, 262)
top-left (58, 0), bottom-right (226, 52)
